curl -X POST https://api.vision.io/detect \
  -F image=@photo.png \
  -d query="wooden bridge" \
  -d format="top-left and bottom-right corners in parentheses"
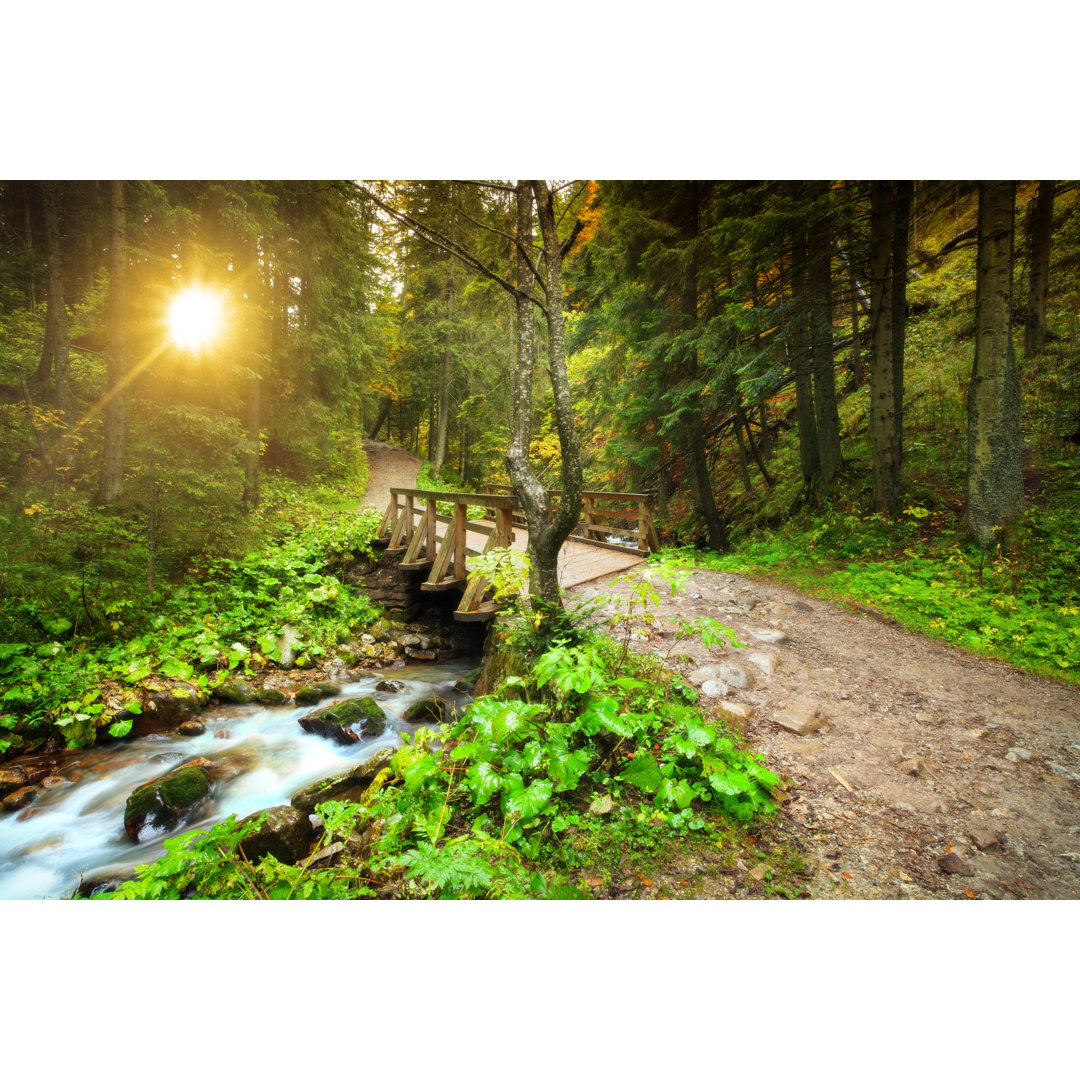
top-left (372, 487), bottom-right (660, 621)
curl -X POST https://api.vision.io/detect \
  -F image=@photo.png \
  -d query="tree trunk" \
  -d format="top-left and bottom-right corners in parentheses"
top-left (870, 182), bottom-right (901, 516)
top-left (431, 277), bottom-right (453, 479)
top-left (368, 395), bottom-right (393, 439)
top-left (968, 182), bottom-right (1024, 547)
top-left (518, 181), bottom-right (585, 607)
top-left (809, 211), bottom-right (842, 485)
top-left (241, 236), bottom-right (261, 510)
top-left (97, 180), bottom-right (128, 506)
top-left (790, 232), bottom-right (820, 493)
top-left (737, 402), bottom-right (773, 486)
top-left (680, 181), bottom-right (727, 549)
top-left (891, 181), bottom-right (913, 472)
top-left (1023, 180), bottom-right (1055, 359)
top-left (505, 182), bottom-right (551, 600)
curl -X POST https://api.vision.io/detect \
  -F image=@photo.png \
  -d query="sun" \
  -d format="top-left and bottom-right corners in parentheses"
top-left (168, 289), bottom-right (224, 350)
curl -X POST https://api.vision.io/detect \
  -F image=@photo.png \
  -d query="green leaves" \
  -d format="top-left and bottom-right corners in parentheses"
top-left (619, 750), bottom-right (663, 793)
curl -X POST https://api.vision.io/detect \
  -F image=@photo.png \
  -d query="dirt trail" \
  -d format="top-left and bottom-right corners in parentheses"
top-left (361, 440), bottom-right (423, 513)
top-left (570, 567), bottom-right (1080, 899)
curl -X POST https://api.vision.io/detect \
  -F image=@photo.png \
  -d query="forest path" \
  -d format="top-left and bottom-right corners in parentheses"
top-left (360, 439), bottom-right (423, 511)
top-left (570, 566), bottom-right (1080, 900)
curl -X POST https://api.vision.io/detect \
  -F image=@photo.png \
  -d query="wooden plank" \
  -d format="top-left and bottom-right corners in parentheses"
top-left (390, 487), bottom-right (518, 511)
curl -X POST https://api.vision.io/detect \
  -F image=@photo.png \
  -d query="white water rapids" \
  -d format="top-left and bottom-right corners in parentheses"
top-left (0, 661), bottom-right (473, 900)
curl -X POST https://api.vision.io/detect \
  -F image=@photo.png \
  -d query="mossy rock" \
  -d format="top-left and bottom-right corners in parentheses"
top-left (298, 696), bottom-right (386, 745)
top-left (403, 695), bottom-right (450, 724)
top-left (452, 667), bottom-right (482, 693)
top-left (124, 765), bottom-right (212, 842)
top-left (294, 682), bottom-right (341, 706)
top-left (290, 748), bottom-right (396, 812)
top-left (293, 654), bottom-right (314, 670)
top-left (256, 688), bottom-right (289, 706)
top-left (214, 679), bottom-right (256, 704)
top-left (375, 679), bottom-right (407, 693)
top-left (236, 805), bottom-right (315, 865)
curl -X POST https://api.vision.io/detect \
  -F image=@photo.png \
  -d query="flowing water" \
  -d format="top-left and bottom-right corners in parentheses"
top-left (0, 661), bottom-right (474, 900)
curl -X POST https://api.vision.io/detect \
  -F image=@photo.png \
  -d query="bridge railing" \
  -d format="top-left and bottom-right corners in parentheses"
top-left (373, 485), bottom-right (659, 621)
top-left (373, 487), bottom-right (519, 620)
top-left (480, 485), bottom-right (660, 553)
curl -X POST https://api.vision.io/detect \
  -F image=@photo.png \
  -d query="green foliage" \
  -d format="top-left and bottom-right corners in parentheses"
top-left (663, 497), bottom-right (1080, 682)
top-left (107, 570), bottom-right (778, 899)
top-left (0, 503), bottom-right (383, 748)
top-left (106, 799), bottom-right (376, 900)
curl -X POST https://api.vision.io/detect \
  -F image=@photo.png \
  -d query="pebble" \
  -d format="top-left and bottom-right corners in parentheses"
top-left (967, 828), bottom-right (1001, 851)
top-left (1047, 762), bottom-right (1080, 782)
top-left (1005, 748), bottom-right (1033, 763)
top-left (936, 852), bottom-right (975, 876)
top-left (900, 756), bottom-right (939, 780)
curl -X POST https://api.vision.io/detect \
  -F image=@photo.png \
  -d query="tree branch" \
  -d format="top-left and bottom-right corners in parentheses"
top-left (357, 183), bottom-right (547, 314)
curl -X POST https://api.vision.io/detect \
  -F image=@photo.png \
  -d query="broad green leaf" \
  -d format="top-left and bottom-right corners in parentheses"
top-left (548, 746), bottom-right (593, 793)
top-left (464, 761), bottom-right (502, 805)
top-left (618, 750), bottom-right (663, 794)
top-left (501, 775), bottom-right (554, 821)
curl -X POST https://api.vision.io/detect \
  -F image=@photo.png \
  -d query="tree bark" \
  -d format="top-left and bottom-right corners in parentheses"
top-left (809, 207), bottom-right (842, 485)
top-left (679, 181), bottom-right (727, 549)
top-left (968, 182), bottom-right (1024, 547)
top-left (1023, 180), bottom-right (1055, 359)
top-left (790, 232), bottom-right (821, 493)
top-left (368, 395), bottom-right (393, 439)
top-left (737, 402), bottom-right (773, 486)
top-left (526, 180), bottom-right (585, 605)
top-left (431, 276), bottom-right (453, 479)
top-left (241, 235), bottom-right (261, 510)
top-left (891, 181), bottom-right (913, 472)
top-left (97, 179), bottom-right (128, 506)
top-left (870, 182), bottom-right (901, 516)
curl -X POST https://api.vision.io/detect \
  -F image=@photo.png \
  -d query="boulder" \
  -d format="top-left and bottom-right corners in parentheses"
top-left (298, 696), bottom-right (387, 745)
top-left (0, 768), bottom-right (28, 798)
top-left (404, 646), bottom-right (439, 662)
top-left (133, 683), bottom-right (203, 737)
top-left (213, 679), bottom-right (257, 705)
top-left (236, 805), bottom-right (315, 865)
top-left (256, 687), bottom-right (289, 706)
top-left (404, 695), bottom-right (451, 724)
top-left (294, 681), bottom-right (341, 706)
top-left (375, 679), bottom-right (408, 693)
top-left (124, 764), bottom-right (212, 842)
top-left (452, 668), bottom-right (482, 694)
top-left (277, 625), bottom-right (301, 670)
top-left (717, 662), bottom-right (755, 690)
top-left (290, 748), bottom-right (396, 812)
top-left (2, 785), bottom-right (42, 813)
top-left (178, 720), bottom-right (206, 737)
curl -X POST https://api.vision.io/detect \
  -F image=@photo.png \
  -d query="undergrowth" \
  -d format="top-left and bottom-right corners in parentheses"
top-left (101, 566), bottom-right (791, 900)
top-left (661, 495), bottom-right (1080, 682)
top-left (0, 500), bottom-right (384, 752)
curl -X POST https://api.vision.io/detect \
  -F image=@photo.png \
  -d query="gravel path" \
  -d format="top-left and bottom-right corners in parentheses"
top-left (361, 440), bottom-right (423, 513)
top-left (570, 566), bottom-right (1080, 899)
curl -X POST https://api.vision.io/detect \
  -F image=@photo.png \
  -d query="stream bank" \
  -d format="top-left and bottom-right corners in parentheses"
top-left (0, 653), bottom-right (478, 900)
